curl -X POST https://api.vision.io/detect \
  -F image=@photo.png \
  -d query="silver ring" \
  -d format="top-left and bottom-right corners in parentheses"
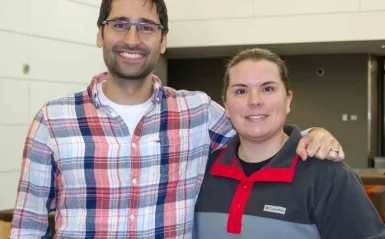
top-left (329, 148), bottom-right (339, 154)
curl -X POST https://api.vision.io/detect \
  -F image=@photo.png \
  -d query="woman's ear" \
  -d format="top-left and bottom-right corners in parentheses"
top-left (286, 90), bottom-right (293, 114)
top-left (224, 103), bottom-right (231, 119)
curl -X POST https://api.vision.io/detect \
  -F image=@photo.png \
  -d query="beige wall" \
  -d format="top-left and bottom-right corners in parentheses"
top-left (166, 0), bottom-right (385, 48)
top-left (0, 0), bottom-right (171, 210)
top-left (0, 0), bottom-right (105, 210)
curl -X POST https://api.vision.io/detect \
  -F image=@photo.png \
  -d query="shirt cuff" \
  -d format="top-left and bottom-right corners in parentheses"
top-left (301, 128), bottom-right (312, 136)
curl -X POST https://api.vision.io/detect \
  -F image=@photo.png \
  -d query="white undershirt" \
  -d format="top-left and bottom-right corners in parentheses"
top-left (97, 83), bottom-right (153, 135)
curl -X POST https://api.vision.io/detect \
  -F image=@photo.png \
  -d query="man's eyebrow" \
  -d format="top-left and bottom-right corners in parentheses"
top-left (108, 17), bottom-right (159, 24)
top-left (109, 16), bottom-right (130, 21)
top-left (138, 18), bottom-right (159, 24)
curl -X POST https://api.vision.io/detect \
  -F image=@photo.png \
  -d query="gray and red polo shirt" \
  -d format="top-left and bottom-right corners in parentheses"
top-left (195, 126), bottom-right (385, 239)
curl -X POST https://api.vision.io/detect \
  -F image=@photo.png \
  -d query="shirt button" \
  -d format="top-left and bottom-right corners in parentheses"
top-left (243, 185), bottom-right (248, 189)
top-left (236, 204), bottom-right (241, 209)
top-left (132, 143), bottom-right (136, 148)
top-left (130, 214), bottom-right (135, 220)
top-left (132, 178), bottom-right (137, 185)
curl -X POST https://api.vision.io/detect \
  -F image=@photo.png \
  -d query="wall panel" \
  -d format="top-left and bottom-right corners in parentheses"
top-left (0, 32), bottom-right (29, 79)
top-left (166, 0), bottom-right (254, 21)
top-left (0, 79), bottom-right (30, 124)
top-left (29, 37), bottom-right (106, 84)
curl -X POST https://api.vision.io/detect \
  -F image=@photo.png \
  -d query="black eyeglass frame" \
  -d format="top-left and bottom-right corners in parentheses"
top-left (101, 20), bottom-right (164, 33)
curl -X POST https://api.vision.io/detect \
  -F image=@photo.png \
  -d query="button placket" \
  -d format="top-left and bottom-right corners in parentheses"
top-left (129, 138), bottom-right (140, 225)
top-left (227, 182), bottom-right (254, 234)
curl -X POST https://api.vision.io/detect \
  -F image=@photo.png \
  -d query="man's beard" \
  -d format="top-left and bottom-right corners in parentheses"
top-left (103, 46), bottom-right (159, 80)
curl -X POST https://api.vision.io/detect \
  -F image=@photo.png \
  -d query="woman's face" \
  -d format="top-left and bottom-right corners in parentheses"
top-left (225, 59), bottom-right (292, 142)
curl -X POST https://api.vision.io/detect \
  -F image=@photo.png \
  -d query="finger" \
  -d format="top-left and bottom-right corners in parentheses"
top-left (304, 129), bottom-right (326, 157)
top-left (314, 149), bottom-right (326, 160)
top-left (315, 141), bottom-right (335, 160)
top-left (306, 138), bottom-right (321, 158)
top-left (335, 147), bottom-right (345, 161)
top-left (326, 150), bottom-right (338, 161)
top-left (296, 136), bottom-right (310, 160)
top-left (300, 153), bottom-right (308, 161)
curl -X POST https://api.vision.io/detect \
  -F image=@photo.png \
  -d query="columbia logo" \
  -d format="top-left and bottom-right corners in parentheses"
top-left (263, 205), bottom-right (286, 215)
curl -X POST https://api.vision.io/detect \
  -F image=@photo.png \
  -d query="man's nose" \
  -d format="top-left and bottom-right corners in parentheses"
top-left (123, 26), bottom-right (141, 46)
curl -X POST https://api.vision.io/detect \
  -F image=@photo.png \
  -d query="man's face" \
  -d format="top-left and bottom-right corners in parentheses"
top-left (97, 0), bottom-right (167, 80)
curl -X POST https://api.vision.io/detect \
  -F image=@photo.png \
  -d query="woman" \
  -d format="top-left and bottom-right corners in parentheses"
top-left (194, 48), bottom-right (385, 238)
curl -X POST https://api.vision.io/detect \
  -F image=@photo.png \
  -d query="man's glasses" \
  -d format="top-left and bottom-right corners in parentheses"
top-left (101, 20), bottom-right (164, 36)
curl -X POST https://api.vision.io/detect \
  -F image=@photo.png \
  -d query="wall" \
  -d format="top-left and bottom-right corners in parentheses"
top-left (286, 54), bottom-right (369, 168)
top-left (1, 0), bottom-right (382, 211)
top-left (0, 0), bottom-right (106, 210)
top-left (368, 55), bottom-right (380, 160)
top-left (0, 0), bottom-right (170, 211)
top-left (155, 55), bottom-right (168, 85)
top-left (168, 54), bottom-right (370, 168)
top-left (167, 59), bottom-right (225, 99)
top-left (165, 0), bottom-right (385, 48)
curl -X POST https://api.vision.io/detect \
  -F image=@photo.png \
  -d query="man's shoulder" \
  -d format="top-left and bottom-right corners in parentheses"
top-left (40, 87), bottom-right (89, 115)
top-left (46, 87), bottom-right (87, 105)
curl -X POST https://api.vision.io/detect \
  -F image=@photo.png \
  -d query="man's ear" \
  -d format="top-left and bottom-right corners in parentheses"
top-left (160, 33), bottom-right (167, 54)
top-left (97, 27), bottom-right (104, 48)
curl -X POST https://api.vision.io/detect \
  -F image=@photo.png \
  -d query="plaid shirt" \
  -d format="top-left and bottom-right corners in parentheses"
top-left (11, 73), bottom-right (234, 239)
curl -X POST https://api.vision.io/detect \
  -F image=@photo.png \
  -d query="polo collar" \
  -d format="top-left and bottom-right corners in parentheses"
top-left (211, 125), bottom-right (302, 183)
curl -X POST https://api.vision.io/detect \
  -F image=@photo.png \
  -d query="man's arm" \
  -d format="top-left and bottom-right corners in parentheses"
top-left (312, 163), bottom-right (385, 238)
top-left (11, 108), bottom-right (56, 238)
top-left (207, 98), bottom-right (235, 152)
top-left (297, 128), bottom-right (345, 161)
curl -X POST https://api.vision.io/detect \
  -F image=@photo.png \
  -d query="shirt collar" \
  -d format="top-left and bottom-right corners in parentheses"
top-left (211, 125), bottom-right (302, 183)
top-left (87, 72), bottom-right (165, 109)
top-left (218, 125), bottom-right (301, 168)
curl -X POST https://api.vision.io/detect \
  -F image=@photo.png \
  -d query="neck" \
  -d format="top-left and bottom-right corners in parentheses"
top-left (238, 130), bottom-right (288, 163)
top-left (103, 72), bottom-right (153, 105)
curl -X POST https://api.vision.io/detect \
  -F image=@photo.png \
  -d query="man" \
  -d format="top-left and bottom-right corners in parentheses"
top-left (11, 0), bottom-right (345, 238)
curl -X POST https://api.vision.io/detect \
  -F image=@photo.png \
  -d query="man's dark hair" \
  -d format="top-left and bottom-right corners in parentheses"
top-left (97, 0), bottom-right (169, 35)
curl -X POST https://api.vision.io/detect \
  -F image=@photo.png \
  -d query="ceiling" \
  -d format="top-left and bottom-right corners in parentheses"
top-left (166, 40), bottom-right (385, 59)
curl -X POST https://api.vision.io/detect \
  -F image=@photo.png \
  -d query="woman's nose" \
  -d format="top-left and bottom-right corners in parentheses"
top-left (248, 91), bottom-right (263, 107)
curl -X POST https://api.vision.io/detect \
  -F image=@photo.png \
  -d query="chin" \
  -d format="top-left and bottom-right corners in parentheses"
top-left (248, 133), bottom-right (269, 140)
top-left (115, 67), bottom-right (150, 79)
top-left (247, 127), bottom-right (285, 141)
top-left (241, 130), bottom-right (269, 140)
